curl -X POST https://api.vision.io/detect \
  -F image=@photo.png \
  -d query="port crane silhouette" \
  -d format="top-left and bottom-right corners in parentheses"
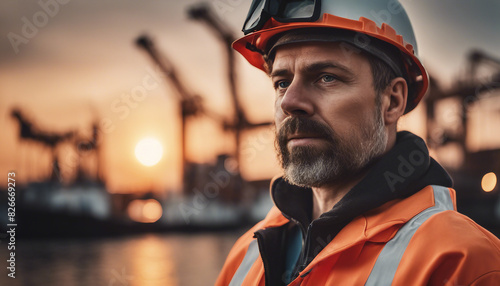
top-left (426, 50), bottom-right (500, 150)
top-left (135, 4), bottom-right (272, 193)
top-left (11, 108), bottom-right (75, 180)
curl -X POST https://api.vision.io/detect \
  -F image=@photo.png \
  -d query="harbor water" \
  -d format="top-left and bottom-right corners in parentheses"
top-left (0, 230), bottom-right (245, 286)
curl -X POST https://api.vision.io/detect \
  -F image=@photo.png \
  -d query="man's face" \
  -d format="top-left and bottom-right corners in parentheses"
top-left (271, 42), bottom-right (388, 187)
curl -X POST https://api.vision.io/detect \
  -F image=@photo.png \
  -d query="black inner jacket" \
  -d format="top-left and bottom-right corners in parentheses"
top-left (253, 131), bottom-right (453, 285)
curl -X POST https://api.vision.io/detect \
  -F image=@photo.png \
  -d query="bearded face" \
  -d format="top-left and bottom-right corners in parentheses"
top-left (275, 103), bottom-right (387, 188)
top-left (270, 42), bottom-right (391, 188)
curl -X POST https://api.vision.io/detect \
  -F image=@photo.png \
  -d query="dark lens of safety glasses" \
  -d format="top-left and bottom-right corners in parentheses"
top-left (277, 0), bottom-right (316, 19)
top-left (242, 0), bottom-right (320, 35)
top-left (243, 0), bottom-right (268, 34)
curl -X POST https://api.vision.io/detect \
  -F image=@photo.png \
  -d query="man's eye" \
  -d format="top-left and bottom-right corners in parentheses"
top-left (321, 75), bottom-right (336, 82)
top-left (276, 81), bottom-right (290, 89)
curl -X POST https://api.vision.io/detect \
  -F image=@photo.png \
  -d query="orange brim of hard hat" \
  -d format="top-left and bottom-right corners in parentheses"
top-left (232, 13), bottom-right (429, 113)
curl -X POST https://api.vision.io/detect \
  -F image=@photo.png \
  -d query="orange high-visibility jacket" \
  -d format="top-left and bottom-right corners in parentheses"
top-left (216, 185), bottom-right (500, 285)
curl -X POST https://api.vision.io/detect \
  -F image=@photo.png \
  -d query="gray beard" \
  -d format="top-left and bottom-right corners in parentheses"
top-left (276, 106), bottom-right (387, 188)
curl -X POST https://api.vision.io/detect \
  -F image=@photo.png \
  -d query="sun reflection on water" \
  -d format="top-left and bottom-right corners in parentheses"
top-left (0, 232), bottom-right (242, 286)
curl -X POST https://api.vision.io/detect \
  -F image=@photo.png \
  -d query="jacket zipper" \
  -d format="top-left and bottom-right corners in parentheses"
top-left (281, 212), bottom-right (313, 281)
top-left (291, 223), bottom-right (313, 280)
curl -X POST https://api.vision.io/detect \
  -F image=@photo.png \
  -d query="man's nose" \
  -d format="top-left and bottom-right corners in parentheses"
top-left (280, 80), bottom-right (314, 117)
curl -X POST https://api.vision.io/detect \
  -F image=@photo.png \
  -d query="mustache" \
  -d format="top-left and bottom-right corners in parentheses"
top-left (277, 117), bottom-right (336, 144)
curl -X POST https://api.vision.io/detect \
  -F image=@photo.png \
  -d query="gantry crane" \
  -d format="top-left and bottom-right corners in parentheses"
top-left (11, 108), bottom-right (75, 181)
top-left (426, 50), bottom-right (500, 150)
top-left (188, 4), bottom-right (272, 170)
top-left (136, 5), bottom-right (272, 190)
top-left (135, 35), bottom-right (226, 189)
top-left (425, 50), bottom-right (500, 229)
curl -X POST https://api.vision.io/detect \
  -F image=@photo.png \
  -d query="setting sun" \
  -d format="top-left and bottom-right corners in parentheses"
top-left (135, 138), bottom-right (163, 166)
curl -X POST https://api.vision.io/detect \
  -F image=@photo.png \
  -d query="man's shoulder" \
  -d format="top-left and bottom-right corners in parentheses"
top-left (393, 209), bottom-right (500, 285)
top-left (417, 209), bottom-right (500, 253)
top-left (215, 206), bottom-right (287, 285)
top-left (404, 209), bottom-right (500, 279)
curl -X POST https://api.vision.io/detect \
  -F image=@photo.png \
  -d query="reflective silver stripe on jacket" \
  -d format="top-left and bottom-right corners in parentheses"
top-left (229, 239), bottom-right (260, 286)
top-left (365, 185), bottom-right (454, 286)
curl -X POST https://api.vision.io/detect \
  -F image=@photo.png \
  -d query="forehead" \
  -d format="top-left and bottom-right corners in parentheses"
top-left (270, 41), bottom-right (370, 74)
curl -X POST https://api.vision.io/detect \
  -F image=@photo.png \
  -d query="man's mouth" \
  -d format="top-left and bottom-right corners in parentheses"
top-left (287, 133), bottom-right (327, 146)
top-left (288, 133), bottom-right (321, 140)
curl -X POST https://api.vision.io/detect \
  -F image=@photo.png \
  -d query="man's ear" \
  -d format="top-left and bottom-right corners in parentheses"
top-left (382, 77), bottom-right (408, 126)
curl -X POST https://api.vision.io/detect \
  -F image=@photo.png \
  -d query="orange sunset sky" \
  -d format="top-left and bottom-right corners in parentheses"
top-left (1, 0), bottom-right (499, 194)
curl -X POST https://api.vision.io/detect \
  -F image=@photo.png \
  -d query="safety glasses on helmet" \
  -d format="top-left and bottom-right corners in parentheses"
top-left (242, 0), bottom-right (322, 35)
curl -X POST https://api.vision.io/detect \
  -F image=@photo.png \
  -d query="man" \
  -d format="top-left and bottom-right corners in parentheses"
top-left (217, 1), bottom-right (500, 285)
